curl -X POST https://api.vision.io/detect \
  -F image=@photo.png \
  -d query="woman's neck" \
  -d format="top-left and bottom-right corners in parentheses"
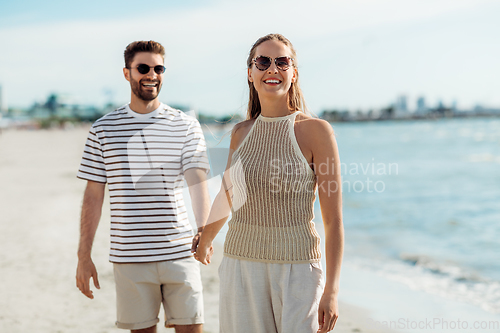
top-left (259, 95), bottom-right (292, 118)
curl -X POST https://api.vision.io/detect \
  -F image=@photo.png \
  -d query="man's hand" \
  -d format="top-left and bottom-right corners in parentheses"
top-left (317, 291), bottom-right (339, 332)
top-left (76, 180), bottom-right (104, 299)
top-left (76, 257), bottom-right (100, 299)
top-left (191, 229), bottom-right (203, 253)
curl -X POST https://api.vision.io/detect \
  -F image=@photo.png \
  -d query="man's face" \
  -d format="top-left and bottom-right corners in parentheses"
top-left (124, 52), bottom-right (164, 101)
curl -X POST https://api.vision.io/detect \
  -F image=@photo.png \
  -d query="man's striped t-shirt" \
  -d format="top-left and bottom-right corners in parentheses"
top-left (77, 103), bottom-right (210, 263)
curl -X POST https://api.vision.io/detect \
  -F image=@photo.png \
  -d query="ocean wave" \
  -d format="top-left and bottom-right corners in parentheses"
top-left (465, 153), bottom-right (500, 163)
top-left (349, 254), bottom-right (500, 314)
top-left (399, 253), bottom-right (482, 282)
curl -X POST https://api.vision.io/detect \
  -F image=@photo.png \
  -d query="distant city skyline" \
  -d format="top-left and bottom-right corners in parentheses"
top-left (1, 0), bottom-right (499, 116)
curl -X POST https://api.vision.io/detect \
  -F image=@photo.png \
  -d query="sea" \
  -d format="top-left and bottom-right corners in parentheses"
top-left (199, 117), bottom-right (500, 318)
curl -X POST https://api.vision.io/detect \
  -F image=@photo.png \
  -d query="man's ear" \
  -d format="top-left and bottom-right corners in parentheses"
top-left (123, 67), bottom-right (130, 82)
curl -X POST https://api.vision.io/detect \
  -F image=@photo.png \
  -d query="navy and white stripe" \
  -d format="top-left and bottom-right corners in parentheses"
top-left (77, 103), bottom-right (210, 263)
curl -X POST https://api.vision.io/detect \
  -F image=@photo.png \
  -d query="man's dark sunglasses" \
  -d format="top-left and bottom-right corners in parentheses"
top-left (128, 64), bottom-right (166, 75)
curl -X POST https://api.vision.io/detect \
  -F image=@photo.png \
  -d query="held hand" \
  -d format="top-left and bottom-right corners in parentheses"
top-left (317, 292), bottom-right (339, 333)
top-left (191, 231), bottom-right (203, 253)
top-left (193, 241), bottom-right (214, 265)
top-left (76, 257), bottom-right (100, 299)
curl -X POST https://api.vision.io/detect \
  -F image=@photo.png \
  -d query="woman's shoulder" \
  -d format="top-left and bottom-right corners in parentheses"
top-left (230, 118), bottom-right (257, 150)
top-left (232, 118), bottom-right (255, 133)
top-left (295, 112), bottom-right (334, 137)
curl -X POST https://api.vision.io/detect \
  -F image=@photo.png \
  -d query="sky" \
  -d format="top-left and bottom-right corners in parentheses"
top-left (0, 0), bottom-right (499, 116)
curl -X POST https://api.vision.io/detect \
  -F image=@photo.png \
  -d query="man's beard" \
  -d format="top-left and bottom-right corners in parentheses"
top-left (130, 76), bottom-right (162, 101)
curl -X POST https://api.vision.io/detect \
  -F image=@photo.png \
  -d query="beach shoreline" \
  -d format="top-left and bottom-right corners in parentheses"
top-left (2, 127), bottom-right (497, 332)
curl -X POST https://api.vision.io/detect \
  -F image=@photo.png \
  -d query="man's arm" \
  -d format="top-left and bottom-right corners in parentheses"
top-left (184, 168), bottom-right (211, 253)
top-left (76, 180), bottom-right (105, 299)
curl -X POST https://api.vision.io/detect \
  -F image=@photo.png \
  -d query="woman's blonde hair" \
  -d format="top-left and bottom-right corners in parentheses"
top-left (246, 34), bottom-right (308, 120)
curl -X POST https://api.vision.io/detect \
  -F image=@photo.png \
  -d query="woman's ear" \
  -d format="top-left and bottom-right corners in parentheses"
top-left (248, 67), bottom-right (253, 82)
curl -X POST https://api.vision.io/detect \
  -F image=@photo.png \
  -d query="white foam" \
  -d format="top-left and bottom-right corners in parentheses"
top-left (465, 153), bottom-right (500, 163)
top-left (348, 255), bottom-right (500, 314)
top-left (339, 261), bottom-right (500, 333)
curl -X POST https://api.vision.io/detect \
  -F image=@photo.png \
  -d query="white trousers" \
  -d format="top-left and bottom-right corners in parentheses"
top-left (218, 256), bottom-right (324, 333)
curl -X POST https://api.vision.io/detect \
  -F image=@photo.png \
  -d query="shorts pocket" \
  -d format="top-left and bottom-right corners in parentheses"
top-left (310, 261), bottom-right (323, 275)
top-left (290, 262), bottom-right (323, 302)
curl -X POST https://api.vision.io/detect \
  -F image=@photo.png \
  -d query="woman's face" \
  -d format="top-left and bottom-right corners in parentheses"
top-left (248, 40), bottom-right (297, 102)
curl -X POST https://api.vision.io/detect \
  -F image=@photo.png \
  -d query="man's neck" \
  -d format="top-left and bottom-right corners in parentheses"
top-left (129, 97), bottom-right (161, 114)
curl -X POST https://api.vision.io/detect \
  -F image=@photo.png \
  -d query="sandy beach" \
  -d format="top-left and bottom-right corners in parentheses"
top-left (0, 126), bottom-right (394, 333)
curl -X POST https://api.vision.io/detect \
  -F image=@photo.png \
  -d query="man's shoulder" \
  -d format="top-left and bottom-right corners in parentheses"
top-left (92, 105), bottom-right (129, 128)
top-left (161, 104), bottom-right (200, 126)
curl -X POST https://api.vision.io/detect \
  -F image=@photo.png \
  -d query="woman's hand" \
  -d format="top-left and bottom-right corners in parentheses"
top-left (193, 240), bottom-right (214, 265)
top-left (317, 291), bottom-right (339, 332)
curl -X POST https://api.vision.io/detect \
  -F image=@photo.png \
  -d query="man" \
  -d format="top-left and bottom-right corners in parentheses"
top-left (76, 40), bottom-right (210, 333)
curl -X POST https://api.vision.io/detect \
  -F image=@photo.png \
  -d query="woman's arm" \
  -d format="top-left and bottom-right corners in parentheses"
top-left (193, 178), bottom-right (232, 264)
top-left (193, 122), bottom-right (247, 265)
top-left (310, 119), bottom-right (344, 333)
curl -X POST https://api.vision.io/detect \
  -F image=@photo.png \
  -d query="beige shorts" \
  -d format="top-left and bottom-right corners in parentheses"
top-left (113, 257), bottom-right (204, 330)
top-left (219, 256), bottom-right (324, 333)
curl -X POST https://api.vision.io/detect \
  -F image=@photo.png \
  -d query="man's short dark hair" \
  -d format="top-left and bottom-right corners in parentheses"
top-left (124, 40), bottom-right (165, 68)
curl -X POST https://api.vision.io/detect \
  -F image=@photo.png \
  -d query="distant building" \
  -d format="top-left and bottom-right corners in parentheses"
top-left (416, 96), bottom-right (426, 112)
top-left (396, 95), bottom-right (408, 113)
top-left (437, 100), bottom-right (445, 110)
top-left (434, 99), bottom-right (453, 117)
top-left (393, 95), bottom-right (409, 118)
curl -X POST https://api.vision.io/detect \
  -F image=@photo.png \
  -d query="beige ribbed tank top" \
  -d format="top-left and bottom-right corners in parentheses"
top-left (223, 111), bottom-right (321, 263)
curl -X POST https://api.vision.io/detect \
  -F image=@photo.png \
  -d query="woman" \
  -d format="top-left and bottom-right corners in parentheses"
top-left (193, 33), bottom-right (343, 333)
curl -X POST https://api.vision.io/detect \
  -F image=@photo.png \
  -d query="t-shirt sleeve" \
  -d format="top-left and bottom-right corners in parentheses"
top-left (181, 119), bottom-right (210, 174)
top-left (77, 125), bottom-right (107, 183)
